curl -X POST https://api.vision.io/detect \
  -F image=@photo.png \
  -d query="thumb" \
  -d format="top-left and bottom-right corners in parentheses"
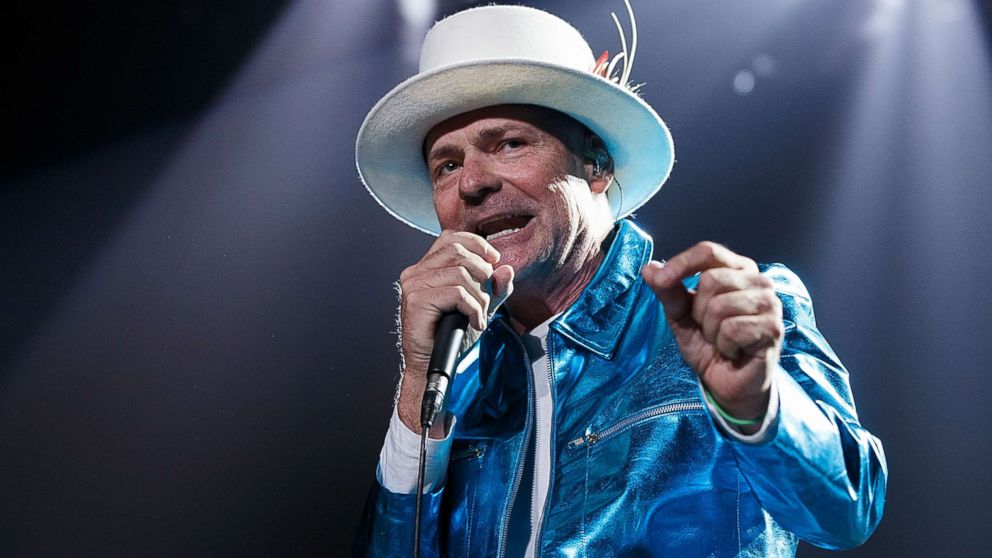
top-left (489, 264), bottom-right (515, 312)
top-left (642, 261), bottom-right (693, 324)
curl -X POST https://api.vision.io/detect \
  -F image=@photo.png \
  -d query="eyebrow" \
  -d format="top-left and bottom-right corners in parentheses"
top-left (475, 124), bottom-right (525, 143)
top-left (426, 144), bottom-right (461, 166)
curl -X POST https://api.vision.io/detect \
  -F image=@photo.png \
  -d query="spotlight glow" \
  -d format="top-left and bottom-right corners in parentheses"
top-left (733, 70), bottom-right (756, 95)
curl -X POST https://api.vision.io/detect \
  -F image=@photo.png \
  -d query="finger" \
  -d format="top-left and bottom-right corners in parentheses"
top-left (428, 285), bottom-right (487, 330)
top-left (429, 230), bottom-right (500, 264)
top-left (715, 314), bottom-right (784, 360)
top-left (693, 268), bottom-right (773, 327)
top-left (652, 241), bottom-right (758, 289)
top-left (643, 261), bottom-right (694, 324)
top-left (489, 264), bottom-right (515, 311)
top-left (409, 242), bottom-right (495, 284)
top-left (701, 288), bottom-right (780, 344)
top-left (411, 266), bottom-right (492, 317)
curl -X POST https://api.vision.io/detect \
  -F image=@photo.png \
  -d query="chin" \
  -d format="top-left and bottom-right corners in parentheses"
top-left (496, 246), bottom-right (533, 276)
top-left (499, 242), bottom-right (553, 284)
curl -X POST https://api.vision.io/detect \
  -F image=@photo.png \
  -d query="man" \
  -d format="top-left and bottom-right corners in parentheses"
top-left (353, 4), bottom-right (886, 557)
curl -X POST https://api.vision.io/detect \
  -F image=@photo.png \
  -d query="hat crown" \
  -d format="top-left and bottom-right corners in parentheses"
top-left (420, 6), bottom-right (595, 74)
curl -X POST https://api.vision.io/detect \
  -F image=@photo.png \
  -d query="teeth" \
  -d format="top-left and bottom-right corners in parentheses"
top-left (487, 228), bottom-right (522, 241)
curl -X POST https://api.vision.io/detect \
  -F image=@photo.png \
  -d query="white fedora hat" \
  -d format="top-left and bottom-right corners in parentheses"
top-left (355, 3), bottom-right (674, 236)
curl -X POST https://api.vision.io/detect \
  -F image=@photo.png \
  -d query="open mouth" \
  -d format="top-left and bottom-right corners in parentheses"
top-left (474, 214), bottom-right (533, 242)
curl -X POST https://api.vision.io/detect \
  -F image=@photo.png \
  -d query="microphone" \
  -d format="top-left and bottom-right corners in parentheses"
top-left (420, 312), bottom-right (469, 429)
top-left (414, 312), bottom-right (469, 557)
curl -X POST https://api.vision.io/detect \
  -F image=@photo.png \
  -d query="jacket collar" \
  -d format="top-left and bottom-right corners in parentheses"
top-left (551, 219), bottom-right (653, 360)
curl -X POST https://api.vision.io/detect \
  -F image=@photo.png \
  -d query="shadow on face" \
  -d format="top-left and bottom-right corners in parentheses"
top-left (424, 104), bottom-right (593, 166)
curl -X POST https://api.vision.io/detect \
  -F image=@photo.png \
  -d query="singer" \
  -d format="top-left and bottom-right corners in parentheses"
top-left (353, 4), bottom-right (886, 557)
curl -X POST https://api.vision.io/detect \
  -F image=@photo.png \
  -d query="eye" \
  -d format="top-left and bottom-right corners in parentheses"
top-left (434, 161), bottom-right (461, 178)
top-left (501, 138), bottom-right (525, 151)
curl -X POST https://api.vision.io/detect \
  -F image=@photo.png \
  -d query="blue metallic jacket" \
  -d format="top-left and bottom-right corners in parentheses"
top-left (356, 220), bottom-right (887, 557)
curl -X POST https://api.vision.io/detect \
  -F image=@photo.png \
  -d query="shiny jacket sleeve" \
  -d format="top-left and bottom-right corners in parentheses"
top-left (352, 479), bottom-right (445, 557)
top-left (727, 264), bottom-right (887, 549)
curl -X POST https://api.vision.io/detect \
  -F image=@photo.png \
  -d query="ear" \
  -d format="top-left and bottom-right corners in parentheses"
top-left (580, 131), bottom-right (614, 196)
top-left (586, 167), bottom-right (613, 195)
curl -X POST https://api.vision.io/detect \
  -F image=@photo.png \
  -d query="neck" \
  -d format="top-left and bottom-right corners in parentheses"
top-left (504, 223), bottom-right (616, 335)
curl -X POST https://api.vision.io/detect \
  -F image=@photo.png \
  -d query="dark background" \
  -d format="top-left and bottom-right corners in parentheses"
top-left (2, 0), bottom-right (990, 555)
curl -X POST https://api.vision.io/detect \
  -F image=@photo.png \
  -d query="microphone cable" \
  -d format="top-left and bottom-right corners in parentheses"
top-left (413, 426), bottom-right (428, 558)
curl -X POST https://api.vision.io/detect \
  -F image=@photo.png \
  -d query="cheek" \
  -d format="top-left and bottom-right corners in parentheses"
top-left (545, 178), bottom-right (588, 222)
top-left (433, 188), bottom-right (461, 229)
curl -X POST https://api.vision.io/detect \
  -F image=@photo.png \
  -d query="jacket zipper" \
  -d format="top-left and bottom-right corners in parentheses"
top-left (566, 401), bottom-right (705, 450)
top-left (496, 321), bottom-right (535, 558)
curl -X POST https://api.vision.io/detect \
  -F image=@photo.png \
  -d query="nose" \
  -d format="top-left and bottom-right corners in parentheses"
top-left (458, 152), bottom-right (501, 205)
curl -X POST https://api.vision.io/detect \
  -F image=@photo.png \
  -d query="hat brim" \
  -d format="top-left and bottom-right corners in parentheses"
top-left (356, 59), bottom-right (674, 236)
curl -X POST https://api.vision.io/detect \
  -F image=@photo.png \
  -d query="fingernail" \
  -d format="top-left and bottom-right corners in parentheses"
top-left (644, 261), bottom-right (666, 283)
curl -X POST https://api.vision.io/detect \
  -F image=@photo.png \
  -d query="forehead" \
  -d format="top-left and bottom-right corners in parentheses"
top-left (424, 104), bottom-right (584, 157)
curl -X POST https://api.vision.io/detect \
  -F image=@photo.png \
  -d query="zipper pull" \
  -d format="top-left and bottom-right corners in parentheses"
top-left (567, 426), bottom-right (598, 449)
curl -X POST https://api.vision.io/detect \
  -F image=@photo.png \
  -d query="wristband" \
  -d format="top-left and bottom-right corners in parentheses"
top-left (704, 389), bottom-right (764, 427)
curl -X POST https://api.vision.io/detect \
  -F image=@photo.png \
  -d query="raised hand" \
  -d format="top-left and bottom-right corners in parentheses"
top-left (642, 242), bottom-right (783, 425)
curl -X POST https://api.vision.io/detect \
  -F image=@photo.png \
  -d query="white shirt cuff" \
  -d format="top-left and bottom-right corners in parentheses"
top-left (700, 372), bottom-right (780, 445)
top-left (377, 406), bottom-right (456, 494)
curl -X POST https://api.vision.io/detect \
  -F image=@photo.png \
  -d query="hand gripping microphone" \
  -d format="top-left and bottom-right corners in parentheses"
top-left (420, 312), bottom-right (469, 429)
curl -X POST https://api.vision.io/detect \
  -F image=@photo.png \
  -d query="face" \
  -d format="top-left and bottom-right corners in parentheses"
top-left (424, 105), bottom-right (612, 283)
